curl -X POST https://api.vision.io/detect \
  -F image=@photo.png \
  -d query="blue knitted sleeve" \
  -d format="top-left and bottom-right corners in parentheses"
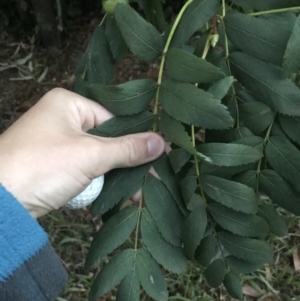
top-left (0, 185), bottom-right (68, 301)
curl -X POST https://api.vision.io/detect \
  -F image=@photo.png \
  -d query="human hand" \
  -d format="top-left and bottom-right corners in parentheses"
top-left (0, 88), bottom-right (165, 218)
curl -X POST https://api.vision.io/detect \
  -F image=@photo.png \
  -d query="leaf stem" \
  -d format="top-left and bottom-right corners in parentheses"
top-left (152, 0), bottom-right (194, 131)
top-left (99, 13), bottom-right (107, 26)
top-left (249, 6), bottom-right (300, 16)
top-left (134, 192), bottom-right (144, 251)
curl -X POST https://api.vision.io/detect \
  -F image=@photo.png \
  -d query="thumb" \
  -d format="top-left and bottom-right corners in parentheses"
top-left (96, 133), bottom-right (165, 171)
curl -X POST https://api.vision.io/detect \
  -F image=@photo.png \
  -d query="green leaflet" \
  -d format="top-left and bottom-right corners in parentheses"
top-left (159, 80), bottom-right (233, 129)
top-left (75, 26), bottom-right (114, 85)
top-left (170, 0), bottom-right (220, 48)
top-left (224, 12), bottom-right (291, 65)
top-left (271, 122), bottom-right (289, 139)
top-left (88, 111), bottom-right (153, 137)
top-left (105, 15), bottom-right (127, 61)
top-left (89, 79), bottom-right (157, 116)
top-left (151, 153), bottom-right (187, 215)
top-left (230, 52), bottom-right (300, 116)
top-left (141, 209), bottom-right (187, 274)
top-left (195, 234), bottom-right (217, 267)
top-left (223, 272), bottom-right (243, 300)
top-left (259, 169), bottom-right (300, 215)
top-left (216, 127), bottom-right (254, 143)
top-left (258, 203), bottom-right (288, 237)
top-left (280, 114), bottom-right (300, 145)
top-left (261, 12), bottom-right (296, 31)
top-left (226, 256), bottom-right (264, 274)
top-left (218, 232), bottom-right (273, 264)
top-left (152, 0), bottom-right (168, 31)
top-left (180, 173), bottom-right (197, 205)
top-left (114, 4), bottom-right (163, 63)
top-left (230, 0), bottom-right (300, 10)
top-left (284, 15), bottom-right (300, 76)
top-left (207, 76), bottom-right (234, 100)
top-left (204, 259), bottom-right (226, 288)
top-left (265, 136), bottom-right (300, 191)
top-left (239, 102), bottom-right (275, 134)
top-left (85, 207), bottom-right (138, 270)
top-left (169, 149), bottom-right (191, 173)
top-left (232, 136), bottom-right (264, 153)
top-left (182, 205), bottom-right (207, 260)
top-left (197, 143), bottom-right (262, 167)
top-left (136, 248), bottom-right (168, 301)
top-left (208, 203), bottom-right (269, 238)
top-left (91, 163), bottom-right (150, 215)
top-left (158, 110), bottom-right (198, 156)
top-left (89, 249), bottom-right (135, 301)
top-left (165, 48), bottom-right (225, 84)
top-left (116, 267), bottom-right (140, 301)
top-left (143, 174), bottom-right (183, 246)
top-left (187, 193), bottom-right (206, 211)
top-left (233, 170), bottom-right (257, 191)
top-left (201, 175), bottom-right (258, 214)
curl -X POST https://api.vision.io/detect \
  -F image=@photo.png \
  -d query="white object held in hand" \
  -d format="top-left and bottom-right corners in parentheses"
top-left (65, 175), bottom-right (105, 209)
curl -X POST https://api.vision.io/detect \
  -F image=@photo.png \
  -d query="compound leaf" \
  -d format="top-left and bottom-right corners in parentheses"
top-left (115, 4), bottom-right (163, 62)
top-left (141, 209), bottom-right (187, 274)
top-left (89, 249), bottom-right (135, 301)
top-left (223, 272), bottom-right (243, 300)
top-left (182, 205), bottom-right (207, 260)
top-left (280, 115), bottom-right (300, 145)
top-left (204, 259), bottom-right (226, 288)
top-left (143, 174), bottom-right (183, 246)
top-left (230, 52), bottom-right (300, 116)
top-left (165, 48), bottom-right (225, 83)
top-left (89, 79), bottom-right (157, 116)
top-left (208, 203), bottom-right (268, 237)
top-left (85, 207), bottom-right (138, 270)
top-left (116, 267), bottom-right (140, 301)
top-left (197, 143), bottom-right (262, 167)
top-left (136, 248), bottom-right (168, 301)
top-left (201, 175), bottom-right (258, 214)
top-left (160, 80), bottom-right (233, 129)
top-left (218, 232), bottom-right (273, 264)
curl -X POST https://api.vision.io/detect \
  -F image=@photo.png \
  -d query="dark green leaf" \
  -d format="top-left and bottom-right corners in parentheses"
top-left (152, 0), bottom-right (168, 30)
top-left (266, 136), bottom-right (300, 191)
top-left (152, 153), bottom-right (187, 215)
top-left (115, 4), bottom-right (163, 63)
top-left (239, 102), bottom-right (275, 134)
top-left (141, 209), bottom-right (187, 274)
top-left (136, 248), bottom-right (168, 301)
top-left (169, 149), bottom-right (191, 173)
top-left (85, 207), bottom-right (138, 270)
top-left (233, 170), bottom-right (257, 191)
top-left (201, 175), bottom-right (258, 214)
top-left (105, 15), bottom-right (127, 61)
top-left (218, 232), bottom-right (273, 264)
top-left (75, 26), bottom-right (114, 85)
top-left (218, 127), bottom-right (254, 143)
top-left (89, 249), bottom-right (135, 301)
top-left (208, 203), bottom-right (268, 237)
top-left (232, 136), bottom-right (264, 153)
top-left (197, 143), bottom-right (262, 167)
top-left (258, 203), bottom-right (288, 237)
top-left (158, 110), bottom-right (198, 156)
top-left (89, 111), bottom-right (153, 137)
top-left (165, 48), bottom-right (225, 83)
top-left (116, 267), bottom-right (140, 301)
top-left (230, 52), bottom-right (300, 116)
top-left (204, 259), bottom-right (226, 288)
top-left (259, 169), bottom-right (300, 215)
top-left (143, 174), bottom-right (183, 246)
top-left (89, 79), bottom-right (157, 116)
top-left (187, 193), bottom-right (206, 211)
top-left (284, 16), bottom-right (300, 76)
top-left (182, 205), bottom-right (207, 260)
top-left (230, 0), bottom-right (300, 10)
top-left (270, 121), bottom-right (289, 139)
top-left (171, 0), bottom-right (220, 48)
top-left (261, 12), bottom-right (296, 31)
top-left (280, 115), bottom-right (300, 145)
top-left (180, 173), bottom-right (197, 205)
top-left (226, 256), bottom-right (264, 274)
top-left (224, 12), bottom-right (291, 65)
top-left (207, 76), bottom-right (234, 100)
top-left (92, 164), bottom-right (150, 215)
top-left (159, 79), bottom-right (233, 129)
top-left (195, 234), bottom-right (217, 267)
top-left (223, 272), bottom-right (243, 300)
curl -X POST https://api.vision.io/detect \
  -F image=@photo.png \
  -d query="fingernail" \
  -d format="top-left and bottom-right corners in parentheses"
top-left (147, 135), bottom-right (164, 158)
